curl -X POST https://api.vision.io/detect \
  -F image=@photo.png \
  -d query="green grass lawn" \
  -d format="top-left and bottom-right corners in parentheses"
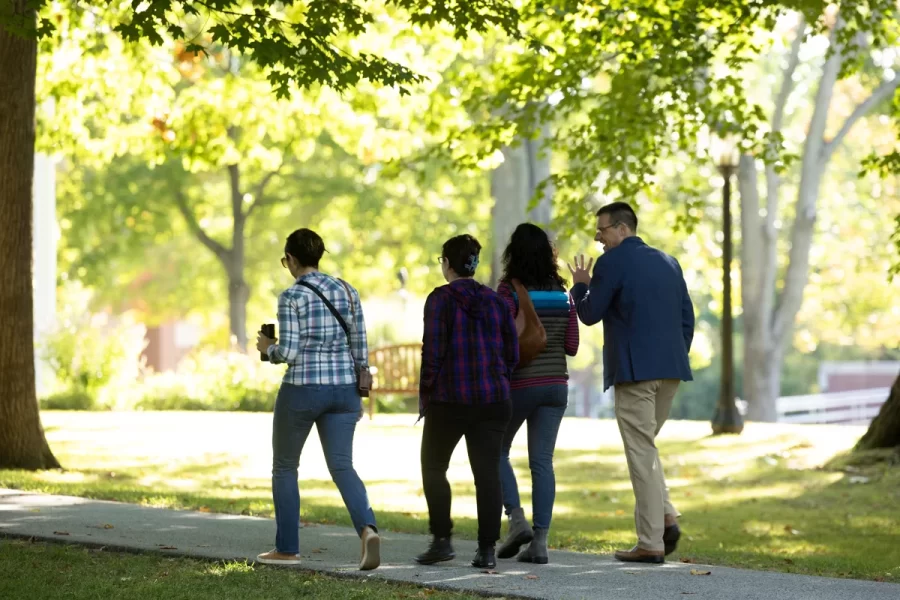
top-left (0, 539), bottom-right (486, 600)
top-left (2, 411), bottom-right (898, 582)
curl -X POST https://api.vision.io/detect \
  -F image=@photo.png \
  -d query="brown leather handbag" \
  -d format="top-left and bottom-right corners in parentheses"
top-left (511, 279), bottom-right (547, 368)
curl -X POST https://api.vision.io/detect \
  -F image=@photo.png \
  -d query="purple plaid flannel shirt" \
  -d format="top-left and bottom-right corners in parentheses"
top-left (419, 279), bottom-right (519, 415)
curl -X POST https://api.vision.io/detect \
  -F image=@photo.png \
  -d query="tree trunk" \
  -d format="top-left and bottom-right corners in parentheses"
top-left (855, 373), bottom-right (900, 451)
top-left (489, 123), bottom-right (553, 287)
top-left (0, 4), bottom-right (61, 470)
top-left (227, 272), bottom-right (249, 350)
top-left (227, 164), bottom-right (248, 350)
top-left (737, 17), bottom-right (841, 422)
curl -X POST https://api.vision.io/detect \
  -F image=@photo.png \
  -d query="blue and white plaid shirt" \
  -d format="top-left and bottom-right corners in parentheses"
top-left (267, 272), bottom-right (368, 386)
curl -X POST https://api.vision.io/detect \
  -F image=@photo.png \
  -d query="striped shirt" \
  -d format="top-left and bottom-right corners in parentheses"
top-left (267, 271), bottom-right (368, 386)
top-left (497, 281), bottom-right (579, 390)
top-left (419, 279), bottom-right (519, 414)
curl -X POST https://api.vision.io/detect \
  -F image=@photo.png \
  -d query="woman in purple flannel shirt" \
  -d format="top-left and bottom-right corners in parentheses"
top-left (414, 234), bottom-right (519, 570)
top-left (495, 223), bottom-right (579, 565)
top-left (254, 228), bottom-right (380, 571)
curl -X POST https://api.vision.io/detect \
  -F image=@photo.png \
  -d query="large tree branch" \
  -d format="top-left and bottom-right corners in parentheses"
top-left (771, 15), bottom-right (806, 134)
top-left (738, 155), bottom-right (763, 315)
top-left (174, 190), bottom-right (231, 264)
top-left (760, 16), bottom-right (806, 337)
top-left (772, 16), bottom-right (845, 345)
top-left (821, 74), bottom-right (900, 164)
top-left (245, 156), bottom-right (289, 218)
top-left (228, 163), bottom-right (242, 220)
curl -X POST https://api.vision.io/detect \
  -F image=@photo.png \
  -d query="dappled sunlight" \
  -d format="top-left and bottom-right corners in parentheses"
top-left (4, 411), bottom-right (898, 581)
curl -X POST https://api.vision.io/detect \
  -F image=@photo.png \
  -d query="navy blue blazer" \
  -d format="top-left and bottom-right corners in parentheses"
top-left (570, 236), bottom-right (695, 391)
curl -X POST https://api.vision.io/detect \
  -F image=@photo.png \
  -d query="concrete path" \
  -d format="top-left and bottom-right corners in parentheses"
top-left (0, 489), bottom-right (894, 600)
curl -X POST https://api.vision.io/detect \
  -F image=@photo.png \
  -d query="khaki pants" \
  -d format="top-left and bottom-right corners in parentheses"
top-left (614, 379), bottom-right (679, 552)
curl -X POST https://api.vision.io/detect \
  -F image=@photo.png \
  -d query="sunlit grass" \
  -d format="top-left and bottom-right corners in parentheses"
top-left (3, 411), bottom-right (899, 582)
top-left (0, 539), bottom-right (484, 600)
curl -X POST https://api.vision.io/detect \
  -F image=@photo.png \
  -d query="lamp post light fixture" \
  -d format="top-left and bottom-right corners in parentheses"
top-left (710, 134), bottom-right (744, 435)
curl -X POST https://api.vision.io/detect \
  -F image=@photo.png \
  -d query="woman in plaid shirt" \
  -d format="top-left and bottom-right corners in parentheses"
top-left (414, 234), bottom-right (519, 570)
top-left (254, 228), bottom-right (380, 571)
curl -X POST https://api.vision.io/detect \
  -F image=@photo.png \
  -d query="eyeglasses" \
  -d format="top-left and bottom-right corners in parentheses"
top-left (280, 256), bottom-right (289, 268)
top-left (437, 256), bottom-right (447, 264)
top-left (596, 222), bottom-right (621, 233)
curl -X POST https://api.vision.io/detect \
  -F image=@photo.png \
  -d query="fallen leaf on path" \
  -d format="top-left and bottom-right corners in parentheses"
top-left (625, 571), bottom-right (639, 575)
top-left (197, 544), bottom-right (211, 548)
top-left (311, 548), bottom-right (326, 554)
top-left (102, 524), bottom-right (114, 529)
top-left (53, 531), bottom-right (70, 536)
top-left (690, 569), bottom-right (711, 576)
top-left (679, 557), bottom-right (696, 564)
top-left (524, 575), bottom-right (539, 580)
top-left (482, 570), bottom-right (499, 575)
top-left (160, 545), bottom-right (177, 550)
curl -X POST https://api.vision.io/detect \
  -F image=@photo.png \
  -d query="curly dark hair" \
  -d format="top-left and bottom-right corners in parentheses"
top-left (500, 223), bottom-right (566, 289)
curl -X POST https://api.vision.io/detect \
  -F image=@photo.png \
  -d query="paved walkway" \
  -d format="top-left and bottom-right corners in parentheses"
top-left (0, 489), bottom-right (894, 600)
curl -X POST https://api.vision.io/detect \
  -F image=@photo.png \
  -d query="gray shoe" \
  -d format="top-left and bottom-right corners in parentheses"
top-left (517, 527), bottom-right (548, 564)
top-left (497, 507), bottom-right (534, 559)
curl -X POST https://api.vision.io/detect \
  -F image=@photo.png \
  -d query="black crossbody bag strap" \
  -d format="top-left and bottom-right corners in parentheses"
top-left (297, 281), bottom-right (351, 346)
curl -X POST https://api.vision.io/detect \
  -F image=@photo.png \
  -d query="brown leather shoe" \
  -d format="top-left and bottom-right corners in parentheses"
top-left (614, 546), bottom-right (664, 564)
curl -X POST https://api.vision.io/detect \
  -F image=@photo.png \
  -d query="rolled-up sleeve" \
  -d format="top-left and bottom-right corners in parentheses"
top-left (349, 287), bottom-right (369, 368)
top-left (268, 292), bottom-right (302, 364)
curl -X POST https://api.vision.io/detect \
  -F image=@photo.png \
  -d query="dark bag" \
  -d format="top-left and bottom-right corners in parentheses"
top-left (510, 279), bottom-right (547, 368)
top-left (298, 280), bottom-right (373, 397)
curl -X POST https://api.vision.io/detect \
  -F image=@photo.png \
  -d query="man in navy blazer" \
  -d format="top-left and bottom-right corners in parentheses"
top-left (568, 201), bottom-right (695, 564)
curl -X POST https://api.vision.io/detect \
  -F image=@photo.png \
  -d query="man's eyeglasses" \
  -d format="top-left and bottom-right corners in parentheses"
top-left (596, 222), bottom-right (621, 234)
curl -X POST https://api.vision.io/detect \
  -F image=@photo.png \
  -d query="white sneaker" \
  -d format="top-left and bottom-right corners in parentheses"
top-left (359, 526), bottom-right (381, 571)
top-left (257, 550), bottom-right (301, 566)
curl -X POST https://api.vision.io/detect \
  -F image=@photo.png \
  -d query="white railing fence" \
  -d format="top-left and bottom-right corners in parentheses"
top-left (776, 388), bottom-right (890, 425)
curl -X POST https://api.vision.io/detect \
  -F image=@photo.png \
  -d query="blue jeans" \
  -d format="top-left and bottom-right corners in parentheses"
top-left (271, 383), bottom-right (376, 554)
top-left (498, 384), bottom-right (567, 530)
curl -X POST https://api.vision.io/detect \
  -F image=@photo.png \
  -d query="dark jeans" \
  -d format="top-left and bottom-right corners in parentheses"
top-left (421, 402), bottom-right (511, 547)
top-left (272, 383), bottom-right (376, 554)
top-left (499, 384), bottom-right (568, 529)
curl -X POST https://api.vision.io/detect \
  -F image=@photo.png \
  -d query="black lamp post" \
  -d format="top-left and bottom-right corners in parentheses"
top-left (711, 135), bottom-right (744, 435)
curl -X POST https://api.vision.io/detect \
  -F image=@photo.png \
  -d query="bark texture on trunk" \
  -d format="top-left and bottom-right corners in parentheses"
top-left (855, 373), bottom-right (900, 451)
top-left (489, 124), bottom-right (553, 287)
top-left (0, 3), bottom-right (61, 470)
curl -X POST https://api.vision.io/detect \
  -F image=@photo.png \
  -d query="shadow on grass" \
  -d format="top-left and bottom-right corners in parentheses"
top-left (3, 433), bottom-right (898, 582)
top-left (0, 539), bottom-right (484, 600)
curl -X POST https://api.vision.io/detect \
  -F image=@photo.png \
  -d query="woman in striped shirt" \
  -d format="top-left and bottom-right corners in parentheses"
top-left (495, 223), bottom-right (579, 565)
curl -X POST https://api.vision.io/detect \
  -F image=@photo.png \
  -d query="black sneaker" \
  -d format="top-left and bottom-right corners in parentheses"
top-left (664, 523), bottom-right (681, 555)
top-left (471, 545), bottom-right (496, 569)
top-left (415, 537), bottom-right (455, 565)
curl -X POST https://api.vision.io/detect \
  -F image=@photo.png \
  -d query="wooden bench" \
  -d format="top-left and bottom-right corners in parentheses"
top-left (366, 343), bottom-right (422, 419)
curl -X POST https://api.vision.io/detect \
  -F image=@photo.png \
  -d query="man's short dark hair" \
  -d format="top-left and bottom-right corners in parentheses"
top-left (596, 202), bottom-right (638, 232)
top-left (442, 234), bottom-right (482, 277)
top-left (285, 228), bottom-right (326, 268)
